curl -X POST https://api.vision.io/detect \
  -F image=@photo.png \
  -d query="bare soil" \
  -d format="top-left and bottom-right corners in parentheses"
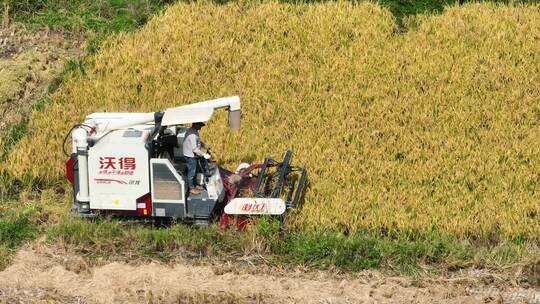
top-left (0, 24), bottom-right (83, 134)
top-left (0, 248), bottom-right (538, 304)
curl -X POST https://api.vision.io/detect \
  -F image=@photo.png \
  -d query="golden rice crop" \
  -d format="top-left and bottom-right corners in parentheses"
top-left (3, 2), bottom-right (540, 240)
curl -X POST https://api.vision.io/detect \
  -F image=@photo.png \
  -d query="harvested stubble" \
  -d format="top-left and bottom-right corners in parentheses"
top-left (3, 2), bottom-right (539, 240)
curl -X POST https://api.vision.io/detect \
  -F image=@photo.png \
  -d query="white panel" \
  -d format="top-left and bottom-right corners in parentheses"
top-left (161, 107), bottom-right (214, 126)
top-left (86, 113), bottom-right (155, 132)
top-left (206, 168), bottom-right (224, 200)
top-left (180, 96), bottom-right (240, 111)
top-left (155, 208), bottom-right (165, 217)
top-left (88, 130), bottom-right (150, 210)
top-left (224, 198), bottom-right (286, 215)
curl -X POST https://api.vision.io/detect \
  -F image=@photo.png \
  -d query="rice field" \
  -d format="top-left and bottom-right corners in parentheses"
top-left (2, 2), bottom-right (539, 240)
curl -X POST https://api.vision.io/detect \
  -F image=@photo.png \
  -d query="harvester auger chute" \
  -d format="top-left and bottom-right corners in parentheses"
top-left (220, 150), bottom-right (307, 229)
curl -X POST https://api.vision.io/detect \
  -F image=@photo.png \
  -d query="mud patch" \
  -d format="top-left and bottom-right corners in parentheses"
top-left (0, 249), bottom-right (538, 303)
top-left (0, 24), bottom-right (82, 135)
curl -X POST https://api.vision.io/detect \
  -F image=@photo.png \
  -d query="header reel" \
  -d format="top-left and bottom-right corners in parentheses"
top-left (221, 150), bottom-right (307, 229)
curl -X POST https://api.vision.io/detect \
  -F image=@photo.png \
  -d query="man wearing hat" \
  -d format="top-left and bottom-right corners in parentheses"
top-left (183, 122), bottom-right (211, 195)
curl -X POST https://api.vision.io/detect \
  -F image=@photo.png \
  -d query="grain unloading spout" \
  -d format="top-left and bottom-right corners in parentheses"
top-left (162, 96), bottom-right (241, 129)
top-left (85, 96), bottom-right (241, 132)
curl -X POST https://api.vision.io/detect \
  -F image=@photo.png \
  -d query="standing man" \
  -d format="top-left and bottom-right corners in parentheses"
top-left (183, 122), bottom-right (211, 195)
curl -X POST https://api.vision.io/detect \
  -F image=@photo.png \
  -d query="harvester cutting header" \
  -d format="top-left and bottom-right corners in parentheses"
top-left (66, 96), bottom-right (307, 227)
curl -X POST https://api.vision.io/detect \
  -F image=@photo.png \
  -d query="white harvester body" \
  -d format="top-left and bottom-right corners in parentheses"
top-left (87, 126), bottom-right (153, 211)
top-left (67, 95), bottom-right (306, 226)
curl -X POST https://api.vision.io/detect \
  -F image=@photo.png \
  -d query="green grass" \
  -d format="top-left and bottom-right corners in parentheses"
top-left (46, 220), bottom-right (246, 260)
top-left (378, 0), bottom-right (539, 21)
top-left (0, 59), bottom-right (82, 170)
top-left (0, 190), bottom-right (535, 275)
top-left (44, 217), bottom-right (536, 275)
top-left (0, 217), bottom-right (37, 248)
top-left (0, 217), bottom-right (37, 269)
top-left (0, 58), bottom-right (86, 194)
top-left (0, 190), bottom-right (67, 269)
top-left (4, 0), bottom-right (538, 35)
top-left (5, 0), bottom-right (174, 32)
top-left (0, 122), bottom-right (28, 164)
top-left (2, 0), bottom-right (175, 55)
top-left (275, 231), bottom-right (471, 273)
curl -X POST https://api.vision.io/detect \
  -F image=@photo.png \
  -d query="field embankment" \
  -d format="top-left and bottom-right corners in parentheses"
top-left (0, 0), bottom-right (173, 175)
top-left (0, 25), bottom-right (82, 163)
top-left (1, 248), bottom-right (538, 303)
top-left (0, 0), bottom-right (180, 271)
top-left (2, 2), bottom-right (539, 243)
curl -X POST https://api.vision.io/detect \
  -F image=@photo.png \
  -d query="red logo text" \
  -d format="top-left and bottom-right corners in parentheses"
top-left (98, 156), bottom-right (136, 175)
top-left (241, 203), bottom-right (266, 212)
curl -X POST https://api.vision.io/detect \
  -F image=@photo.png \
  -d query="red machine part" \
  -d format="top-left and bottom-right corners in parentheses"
top-left (136, 193), bottom-right (152, 217)
top-left (66, 157), bottom-right (75, 184)
top-left (219, 164), bottom-right (262, 231)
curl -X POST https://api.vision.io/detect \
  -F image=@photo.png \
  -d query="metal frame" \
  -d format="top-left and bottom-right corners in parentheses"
top-left (253, 150), bottom-right (307, 211)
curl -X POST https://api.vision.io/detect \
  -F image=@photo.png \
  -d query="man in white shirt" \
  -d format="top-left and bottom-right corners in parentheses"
top-left (183, 122), bottom-right (211, 195)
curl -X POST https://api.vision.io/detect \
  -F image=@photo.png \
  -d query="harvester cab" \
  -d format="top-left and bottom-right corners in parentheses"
top-left (66, 96), bottom-right (307, 227)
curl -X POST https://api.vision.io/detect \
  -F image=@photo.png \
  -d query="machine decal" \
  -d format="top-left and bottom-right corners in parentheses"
top-left (241, 201), bottom-right (266, 212)
top-left (224, 198), bottom-right (286, 215)
top-left (98, 156), bottom-right (136, 175)
top-left (93, 178), bottom-right (127, 184)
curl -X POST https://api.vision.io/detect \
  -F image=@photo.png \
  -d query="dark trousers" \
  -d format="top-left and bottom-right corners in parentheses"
top-left (185, 157), bottom-right (197, 189)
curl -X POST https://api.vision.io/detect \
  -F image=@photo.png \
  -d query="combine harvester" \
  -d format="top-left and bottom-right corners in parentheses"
top-left (65, 96), bottom-right (307, 227)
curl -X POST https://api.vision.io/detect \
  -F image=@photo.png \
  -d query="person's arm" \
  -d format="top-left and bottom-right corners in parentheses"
top-left (192, 139), bottom-right (204, 157)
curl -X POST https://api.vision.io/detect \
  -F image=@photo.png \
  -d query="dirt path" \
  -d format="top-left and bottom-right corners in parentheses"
top-left (0, 249), bottom-right (538, 304)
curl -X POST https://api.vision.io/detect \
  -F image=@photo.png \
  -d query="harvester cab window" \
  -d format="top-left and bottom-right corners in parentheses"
top-left (155, 126), bottom-right (189, 175)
